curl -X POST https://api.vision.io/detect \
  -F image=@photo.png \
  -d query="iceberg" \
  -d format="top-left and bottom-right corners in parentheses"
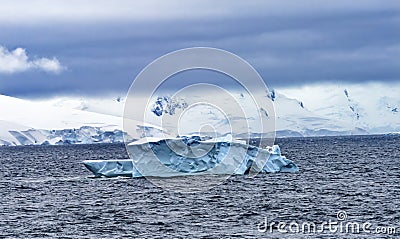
top-left (83, 136), bottom-right (299, 178)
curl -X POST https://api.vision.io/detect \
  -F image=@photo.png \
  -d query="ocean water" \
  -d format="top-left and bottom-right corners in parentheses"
top-left (1, 135), bottom-right (399, 238)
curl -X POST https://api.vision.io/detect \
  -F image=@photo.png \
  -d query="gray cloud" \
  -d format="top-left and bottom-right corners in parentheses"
top-left (0, 0), bottom-right (399, 97)
top-left (1, 0), bottom-right (398, 23)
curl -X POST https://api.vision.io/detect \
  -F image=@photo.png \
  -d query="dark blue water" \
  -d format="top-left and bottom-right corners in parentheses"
top-left (1, 135), bottom-right (399, 238)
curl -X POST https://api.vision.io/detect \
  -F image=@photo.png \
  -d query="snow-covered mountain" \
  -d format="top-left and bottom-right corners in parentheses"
top-left (0, 95), bottom-right (163, 146)
top-left (0, 94), bottom-right (124, 145)
top-left (271, 90), bottom-right (367, 137)
top-left (141, 85), bottom-right (398, 137)
top-left (0, 83), bottom-right (398, 146)
top-left (143, 91), bottom-right (364, 138)
top-left (278, 83), bottom-right (400, 134)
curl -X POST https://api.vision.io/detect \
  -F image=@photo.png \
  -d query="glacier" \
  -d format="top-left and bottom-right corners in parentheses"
top-left (0, 126), bottom-right (127, 146)
top-left (83, 136), bottom-right (299, 178)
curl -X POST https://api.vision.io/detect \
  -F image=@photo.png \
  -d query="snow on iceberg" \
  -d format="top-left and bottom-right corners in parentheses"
top-left (83, 136), bottom-right (299, 178)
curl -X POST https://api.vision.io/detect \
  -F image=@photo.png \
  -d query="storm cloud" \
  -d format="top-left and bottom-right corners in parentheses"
top-left (0, 0), bottom-right (399, 97)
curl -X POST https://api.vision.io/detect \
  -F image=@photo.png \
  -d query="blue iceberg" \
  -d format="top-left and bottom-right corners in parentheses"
top-left (83, 136), bottom-right (299, 178)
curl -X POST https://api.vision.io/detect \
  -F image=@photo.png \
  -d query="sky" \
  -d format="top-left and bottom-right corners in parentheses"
top-left (0, 0), bottom-right (399, 98)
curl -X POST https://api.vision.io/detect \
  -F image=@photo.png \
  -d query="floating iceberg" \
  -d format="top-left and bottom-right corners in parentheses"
top-left (83, 136), bottom-right (298, 178)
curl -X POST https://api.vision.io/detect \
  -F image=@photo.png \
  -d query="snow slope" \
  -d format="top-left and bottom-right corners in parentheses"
top-left (1, 94), bottom-right (121, 130)
top-left (272, 90), bottom-right (367, 137)
top-left (34, 95), bottom-right (125, 117)
top-left (279, 83), bottom-right (400, 134)
top-left (0, 94), bottom-right (162, 145)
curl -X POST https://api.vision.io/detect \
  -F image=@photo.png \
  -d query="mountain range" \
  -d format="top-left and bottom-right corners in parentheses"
top-left (0, 86), bottom-right (398, 146)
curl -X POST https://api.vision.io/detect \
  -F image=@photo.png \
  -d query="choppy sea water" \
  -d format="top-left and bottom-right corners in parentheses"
top-left (1, 135), bottom-right (399, 238)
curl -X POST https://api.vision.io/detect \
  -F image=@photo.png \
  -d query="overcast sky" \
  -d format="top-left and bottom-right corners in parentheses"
top-left (0, 0), bottom-right (399, 97)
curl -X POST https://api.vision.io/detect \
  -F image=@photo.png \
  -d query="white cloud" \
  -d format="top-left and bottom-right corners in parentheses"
top-left (0, 45), bottom-right (65, 74)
